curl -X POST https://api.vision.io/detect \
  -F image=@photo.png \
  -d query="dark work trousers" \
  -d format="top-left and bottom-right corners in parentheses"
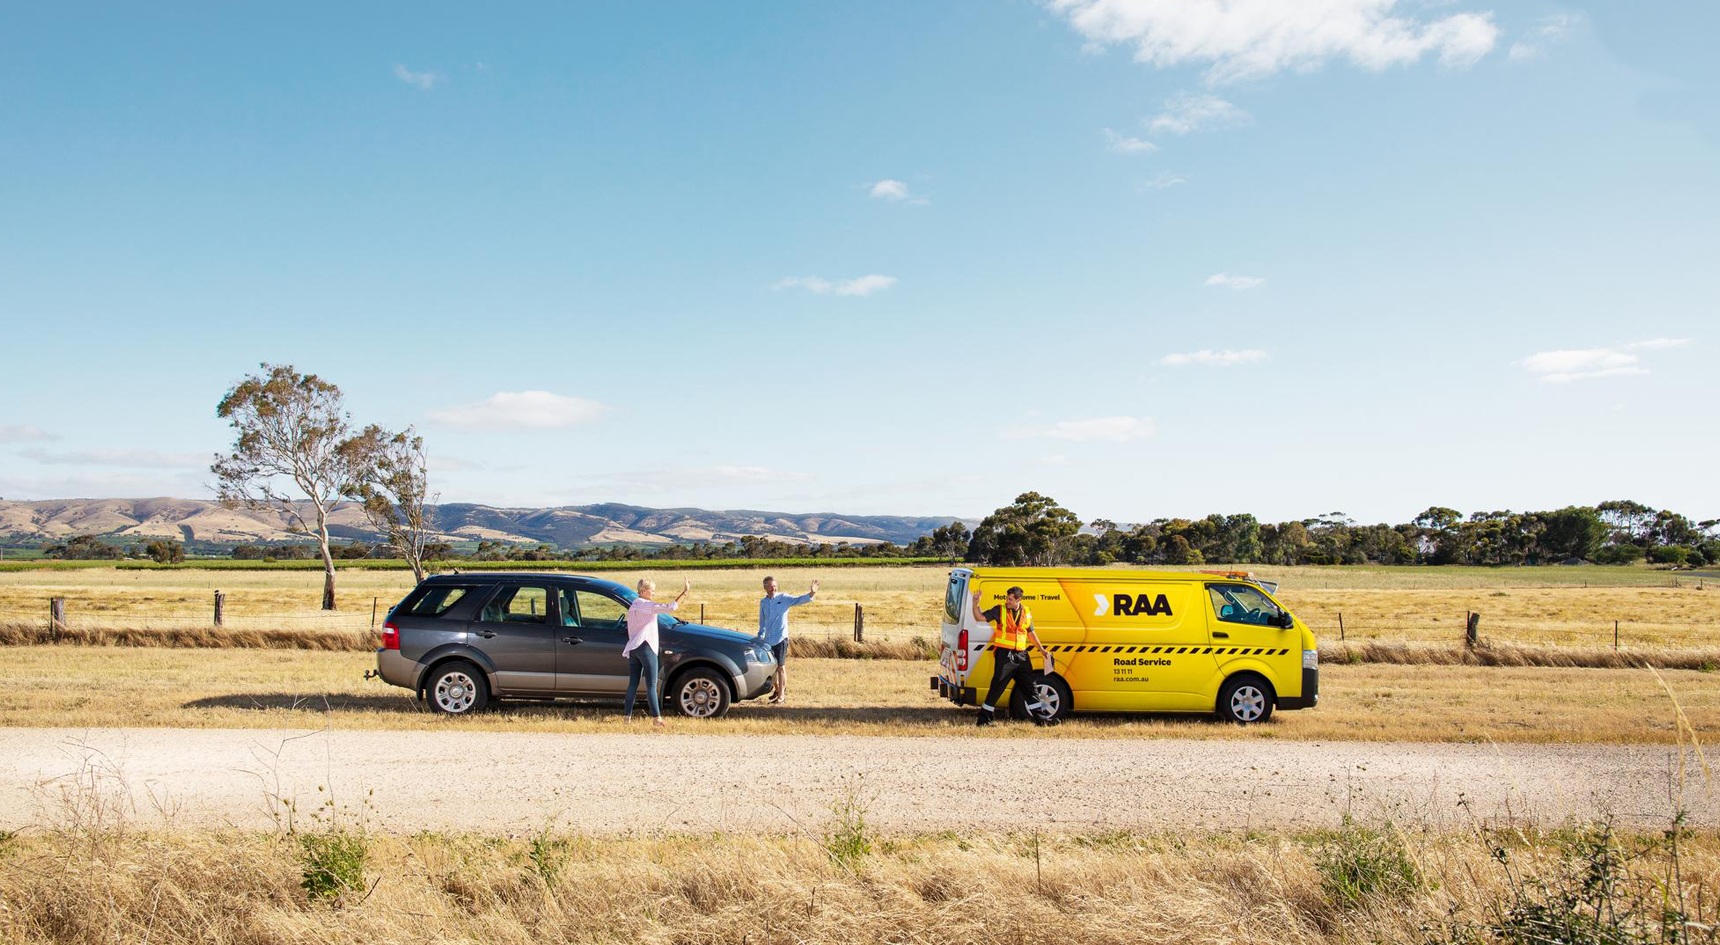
top-left (981, 648), bottom-right (1037, 713)
top-left (624, 644), bottom-right (661, 719)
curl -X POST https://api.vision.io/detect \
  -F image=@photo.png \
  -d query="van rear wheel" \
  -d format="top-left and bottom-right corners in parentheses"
top-left (1218, 675), bottom-right (1274, 725)
top-left (1011, 673), bottom-right (1073, 724)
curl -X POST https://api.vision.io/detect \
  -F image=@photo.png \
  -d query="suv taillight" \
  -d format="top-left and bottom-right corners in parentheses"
top-left (381, 621), bottom-right (400, 650)
top-left (956, 628), bottom-right (968, 673)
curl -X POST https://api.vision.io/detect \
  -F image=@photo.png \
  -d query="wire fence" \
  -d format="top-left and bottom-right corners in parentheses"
top-left (1, 599), bottom-right (1714, 651)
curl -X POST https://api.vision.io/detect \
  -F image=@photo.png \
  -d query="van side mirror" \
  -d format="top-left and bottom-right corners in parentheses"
top-left (1276, 611), bottom-right (1294, 630)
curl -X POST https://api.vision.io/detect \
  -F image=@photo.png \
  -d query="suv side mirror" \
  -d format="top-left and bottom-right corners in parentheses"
top-left (1276, 611), bottom-right (1294, 630)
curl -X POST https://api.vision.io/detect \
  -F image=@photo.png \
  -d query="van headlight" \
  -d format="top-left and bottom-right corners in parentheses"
top-left (1302, 649), bottom-right (1319, 669)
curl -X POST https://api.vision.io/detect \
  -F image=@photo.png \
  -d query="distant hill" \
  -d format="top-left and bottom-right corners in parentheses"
top-left (0, 498), bottom-right (965, 548)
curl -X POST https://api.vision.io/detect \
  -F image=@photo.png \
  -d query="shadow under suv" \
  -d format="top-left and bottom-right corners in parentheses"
top-left (372, 573), bottom-right (775, 718)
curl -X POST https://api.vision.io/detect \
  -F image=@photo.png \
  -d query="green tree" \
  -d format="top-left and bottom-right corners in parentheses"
top-left (1540, 506), bottom-right (1607, 561)
top-left (144, 539), bottom-right (185, 564)
top-left (212, 364), bottom-right (373, 610)
top-left (966, 492), bottom-right (1082, 566)
top-left (343, 425), bottom-right (437, 583)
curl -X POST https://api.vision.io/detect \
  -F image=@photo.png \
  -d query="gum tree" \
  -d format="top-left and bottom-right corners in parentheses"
top-left (343, 425), bottom-right (436, 583)
top-left (212, 364), bottom-right (369, 610)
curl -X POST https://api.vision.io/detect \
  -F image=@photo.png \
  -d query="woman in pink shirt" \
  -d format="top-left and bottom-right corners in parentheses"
top-left (624, 577), bottom-right (689, 726)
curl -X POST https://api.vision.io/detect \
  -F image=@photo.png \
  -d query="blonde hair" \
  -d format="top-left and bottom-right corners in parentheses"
top-left (637, 579), bottom-right (655, 594)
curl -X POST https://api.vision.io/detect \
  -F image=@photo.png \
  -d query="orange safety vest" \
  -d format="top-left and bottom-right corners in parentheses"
top-left (991, 603), bottom-right (1034, 651)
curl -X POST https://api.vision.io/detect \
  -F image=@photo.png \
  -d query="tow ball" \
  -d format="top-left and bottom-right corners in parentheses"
top-left (363, 669), bottom-right (381, 681)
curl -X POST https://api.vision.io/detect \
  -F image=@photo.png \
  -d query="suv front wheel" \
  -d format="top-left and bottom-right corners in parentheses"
top-left (671, 668), bottom-right (731, 719)
top-left (426, 661), bottom-right (490, 715)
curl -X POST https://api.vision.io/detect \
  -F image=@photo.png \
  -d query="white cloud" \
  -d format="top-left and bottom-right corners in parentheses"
top-left (1159, 348), bottom-right (1270, 367)
top-left (1508, 15), bottom-right (1575, 63)
top-left (1205, 272), bottom-right (1265, 290)
top-left (393, 64), bottom-right (441, 90)
top-left (0, 424), bottom-right (55, 444)
top-left (1103, 128), bottom-right (1159, 153)
top-left (1006, 416), bottom-right (1156, 443)
top-left (1507, 42), bottom-right (1539, 61)
top-left (869, 179), bottom-right (908, 200)
top-left (19, 447), bottom-right (204, 469)
top-left (774, 274), bottom-right (898, 297)
top-left (1520, 349), bottom-right (1644, 383)
top-left (1049, 0), bottom-right (1499, 83)
top-left (1136, 172), bottom-right (1188, 192)
top-left (1519, 338), bottom-right (1688, 382)
top-left (1147, 93), bottom-right (1251, 135)
top-left (428, 391), bottom-right (607, 429)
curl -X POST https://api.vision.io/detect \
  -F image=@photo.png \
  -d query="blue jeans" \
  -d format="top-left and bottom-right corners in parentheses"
top-left (624, 644), bottom-right (661, 719)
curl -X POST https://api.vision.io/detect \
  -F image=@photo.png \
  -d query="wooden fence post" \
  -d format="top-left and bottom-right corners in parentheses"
top-left (1614, 620), bottom-right (1619, 651)
top-left (213, 590), bottom-right (225, 627)
top-left (370, 597), bottom-right (378, 631)
top-left (700, 603), bottom-right (705, 624)
top-left (1338, 612), bottom-right (1345, 641)
top-left (853, 603), bottom-right (864, 643)
top-left (49, 597), bottom-right (66, 640)
top-left (1465, 611), bottom-right (1479, 648)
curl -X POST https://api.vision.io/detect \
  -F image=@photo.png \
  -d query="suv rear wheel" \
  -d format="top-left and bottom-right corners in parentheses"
top-left (426, 661), bottom-right (489, 715)
top-left (671, 667), bottom-right (731, 719)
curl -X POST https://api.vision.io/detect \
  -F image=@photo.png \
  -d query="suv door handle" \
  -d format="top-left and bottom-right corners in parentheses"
top-left (472, 630), bottom-right (497, 639)
top-left (1212, 631), bottom-right (1230, 639)
top-left (561, 636), bottom-right (581, 645)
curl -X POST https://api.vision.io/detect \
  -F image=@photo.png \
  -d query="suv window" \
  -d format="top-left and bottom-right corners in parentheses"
top-left (1207, 584), bottom-right (1283, 626)
top-left (403, 585), bottom-right (476, 617)
top-left (478, 585), bottom-right (549, 624)
top-left (562, 589), bottom-right (628, 631)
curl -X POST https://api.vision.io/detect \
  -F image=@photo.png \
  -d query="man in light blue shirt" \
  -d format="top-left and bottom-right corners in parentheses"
top-left (755, 575), bottom-right (818, 705)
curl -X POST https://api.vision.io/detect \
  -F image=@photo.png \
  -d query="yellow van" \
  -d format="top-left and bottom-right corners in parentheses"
top-left (931, 566), bottom-right (1318, 724)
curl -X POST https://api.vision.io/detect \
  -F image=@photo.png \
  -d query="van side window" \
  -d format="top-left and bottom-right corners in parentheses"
top-left (479, 585), bottom-right (549, 624)
top-left (405, 585), bottom-right (476, 618)
top-left (1207, 584), bottom-right (1283, 627)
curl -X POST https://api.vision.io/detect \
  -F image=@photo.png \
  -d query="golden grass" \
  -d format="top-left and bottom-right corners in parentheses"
top-left (5, 645), bottom-right (1718, 743)
top-left (2, 564), bottom-right (1715, 650)
top-left (2, 820), bottom-right (1718, 945)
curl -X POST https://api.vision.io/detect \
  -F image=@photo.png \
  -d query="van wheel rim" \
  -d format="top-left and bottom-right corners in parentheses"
top-left (1230, 686), bottom-right (1265, 721)
top-left (680, 679), bottom-right (722, 717)
top-left (1032, 683), bottom-right (1060, 719)
top-left (435, 672), bottom-right (477, 713)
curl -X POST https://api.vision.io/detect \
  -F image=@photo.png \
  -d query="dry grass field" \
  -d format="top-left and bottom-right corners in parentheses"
top-left (4, 645), bottom-right (1717, 743)
top-left (1, 563), bottom-right (1714, 649)
top-left (3, 818), bottom-right (1717, 945)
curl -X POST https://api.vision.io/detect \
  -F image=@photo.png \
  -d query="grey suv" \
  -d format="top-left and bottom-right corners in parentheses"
top-left (372, 573), bottom-right (775, 718)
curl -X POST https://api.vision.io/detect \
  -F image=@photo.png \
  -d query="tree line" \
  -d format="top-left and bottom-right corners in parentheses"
top-left (958, 492), bottom-right (1720, 568)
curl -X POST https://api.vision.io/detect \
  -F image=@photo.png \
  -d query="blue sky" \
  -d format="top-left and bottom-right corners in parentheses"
top-left (0, 1), bottom-right (1714, 525)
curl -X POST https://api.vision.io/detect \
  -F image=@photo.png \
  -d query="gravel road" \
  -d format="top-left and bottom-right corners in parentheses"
top-left (0, 727), bottom-right (1707, 835)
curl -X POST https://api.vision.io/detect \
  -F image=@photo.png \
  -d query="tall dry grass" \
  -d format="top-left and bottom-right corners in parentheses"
top-left (4, 821), bottom-right (1719, 944)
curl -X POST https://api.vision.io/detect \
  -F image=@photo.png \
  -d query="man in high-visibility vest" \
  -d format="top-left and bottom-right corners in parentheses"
top-left (970, 586), bottom-right (1058, 727)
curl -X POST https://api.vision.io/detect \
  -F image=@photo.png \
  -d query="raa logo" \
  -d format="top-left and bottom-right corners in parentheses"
top-left (1092, 592), bottom-right (1173, 617)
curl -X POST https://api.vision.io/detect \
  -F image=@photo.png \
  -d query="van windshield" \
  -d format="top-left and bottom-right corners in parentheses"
top-left (1207, 584), bottom-right (1284, 626)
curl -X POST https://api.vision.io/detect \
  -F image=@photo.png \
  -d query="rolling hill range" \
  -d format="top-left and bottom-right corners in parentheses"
top-left (0, 498), bottom-right (964, 548)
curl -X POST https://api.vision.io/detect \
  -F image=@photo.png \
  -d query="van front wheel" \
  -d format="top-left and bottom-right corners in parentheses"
top-left (1012, 673), bottom-right (1073, 724)
top-left (1218, 675), bottom-right (1274, 725)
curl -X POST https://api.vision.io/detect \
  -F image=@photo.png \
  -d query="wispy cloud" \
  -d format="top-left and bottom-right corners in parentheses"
top-left (1518, 337), bottom-right (1688, 383)
top-left (1006, 416), bottom-right (1155, 443)
top-left (1147, 93), bottom-right (1251, 135)
top-left (1136, 172), bottom-right (1187, 192)
top-left (868, 179), bottom-right (928, 205)
top-left (1205, 272), bottom-right (1265, 291)
top-left (19, 447), bottom-right (204, 468)
top-left (1159, 349), bottom-right (1270, 367)
top-left (428, 391), bottom-right (607, 429)
top-left (1050, 0), bottom-right (1499, 84)
top-left (773, 274), bottom-right (898, 297)
top-left (0, 424), bottom-right (56, 444)
top-left (393, 64), bottom-right (441, 90)
top-left (1103, 128), bottom-right (1159, 153)
top-left (1510, 13), bottom-right (1575, 61)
